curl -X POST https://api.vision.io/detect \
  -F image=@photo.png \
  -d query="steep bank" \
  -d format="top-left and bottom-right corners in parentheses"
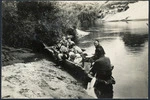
top-left (2, 59), bottom-right (93, 99)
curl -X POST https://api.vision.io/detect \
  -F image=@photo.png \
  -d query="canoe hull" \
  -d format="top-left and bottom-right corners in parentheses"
top-left (61, 60), bottom-right (92, 86)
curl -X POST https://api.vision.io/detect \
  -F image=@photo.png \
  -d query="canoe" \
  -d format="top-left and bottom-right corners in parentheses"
top-left (43, 43), bottom-right (92, 84)
top-left (43, 43), bottom-right (115, 85)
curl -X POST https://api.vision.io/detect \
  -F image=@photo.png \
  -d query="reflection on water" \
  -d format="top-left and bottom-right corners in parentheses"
top-left (122, 33), bottom-right (148, 47)
top-left (78, 21), bottom-right (148, 98)
top-left (121, 33), bottom-right (148, 55)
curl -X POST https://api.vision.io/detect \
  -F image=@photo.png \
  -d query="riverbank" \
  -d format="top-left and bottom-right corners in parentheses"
top-left (1, 47), bottom-right (93, 99)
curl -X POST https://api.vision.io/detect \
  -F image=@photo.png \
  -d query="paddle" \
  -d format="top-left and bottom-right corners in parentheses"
top-left (86, 73), bottom-right (98, 98)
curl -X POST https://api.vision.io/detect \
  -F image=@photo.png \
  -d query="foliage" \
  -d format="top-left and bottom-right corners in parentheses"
top-left (2, 1), bottom-right (62, 48)
top-left (57, 2), bottom-right (102, 29)
top-left (2, 1), bottom-right (103, 48)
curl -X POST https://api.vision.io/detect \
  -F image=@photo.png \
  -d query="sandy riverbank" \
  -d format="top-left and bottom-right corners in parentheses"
top-left (1, 46), bottom-right (93, 99)
top-left (2, 59), bottom-right (93, 99)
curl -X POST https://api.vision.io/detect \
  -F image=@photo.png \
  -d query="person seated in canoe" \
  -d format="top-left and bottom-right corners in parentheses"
top-left (88, 53), bottom-right (115, 98)
top-left (67, 38), bottom-right (75, 48)
top-left (50, 42), bottom-right (62, 55)
top-left (87, 39), bottom-right (105, 63)
top-left (50, 41), bottom-right (69, 65)
top-left (57, 43), bottom-right (69, 61)
top-left (60, 36), bottom-right (69, 48)
top-left (66, 26), bottom-right (78, 43)
top-left (51, 36), bottom-right (69, 56)
top-left (68, 42), bottom-right (83, 64)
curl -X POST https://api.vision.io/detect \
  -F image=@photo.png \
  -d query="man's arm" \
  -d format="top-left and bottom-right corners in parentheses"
top-left (89, 62), bottom-right (97, 76)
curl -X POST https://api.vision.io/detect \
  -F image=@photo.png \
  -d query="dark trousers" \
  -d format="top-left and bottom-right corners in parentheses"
top-left (94, 83), bottom-right (113, 98)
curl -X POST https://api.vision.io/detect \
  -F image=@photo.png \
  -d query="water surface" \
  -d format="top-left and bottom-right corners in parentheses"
top-left (78, 21), bottom-right (148, 98)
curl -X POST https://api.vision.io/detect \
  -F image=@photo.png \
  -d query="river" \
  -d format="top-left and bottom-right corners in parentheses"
top-left (78, 20), bottom-right (148, 99)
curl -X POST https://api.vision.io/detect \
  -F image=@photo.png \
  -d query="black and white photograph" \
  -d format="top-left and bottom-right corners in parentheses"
top-left (1, 0), bottom-right (149, 99)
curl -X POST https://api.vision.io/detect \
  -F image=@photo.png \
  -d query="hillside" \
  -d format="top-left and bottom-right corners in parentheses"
top-left (102, 1), bottom-right (148, 21)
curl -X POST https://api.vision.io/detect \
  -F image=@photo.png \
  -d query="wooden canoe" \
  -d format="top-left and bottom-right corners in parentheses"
top-left (43, 43), bottom-right (115, 86)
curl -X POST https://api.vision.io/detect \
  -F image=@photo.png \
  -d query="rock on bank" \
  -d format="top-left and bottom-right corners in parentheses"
top-left (2, 59), bottom-right (93, 99)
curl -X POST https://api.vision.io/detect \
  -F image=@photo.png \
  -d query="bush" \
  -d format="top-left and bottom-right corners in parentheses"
top-left (2, 1), bottom-right (102, 48)
top-left (2, 1), bottom-right (63, 48)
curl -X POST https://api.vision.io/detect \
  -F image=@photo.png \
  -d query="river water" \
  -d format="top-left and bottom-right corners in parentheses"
top-left (78, 20), bottom-right (148, 99)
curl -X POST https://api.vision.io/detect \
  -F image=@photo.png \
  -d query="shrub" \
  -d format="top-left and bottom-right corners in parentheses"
top-left (2, 1), bottom-right (102, 48)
